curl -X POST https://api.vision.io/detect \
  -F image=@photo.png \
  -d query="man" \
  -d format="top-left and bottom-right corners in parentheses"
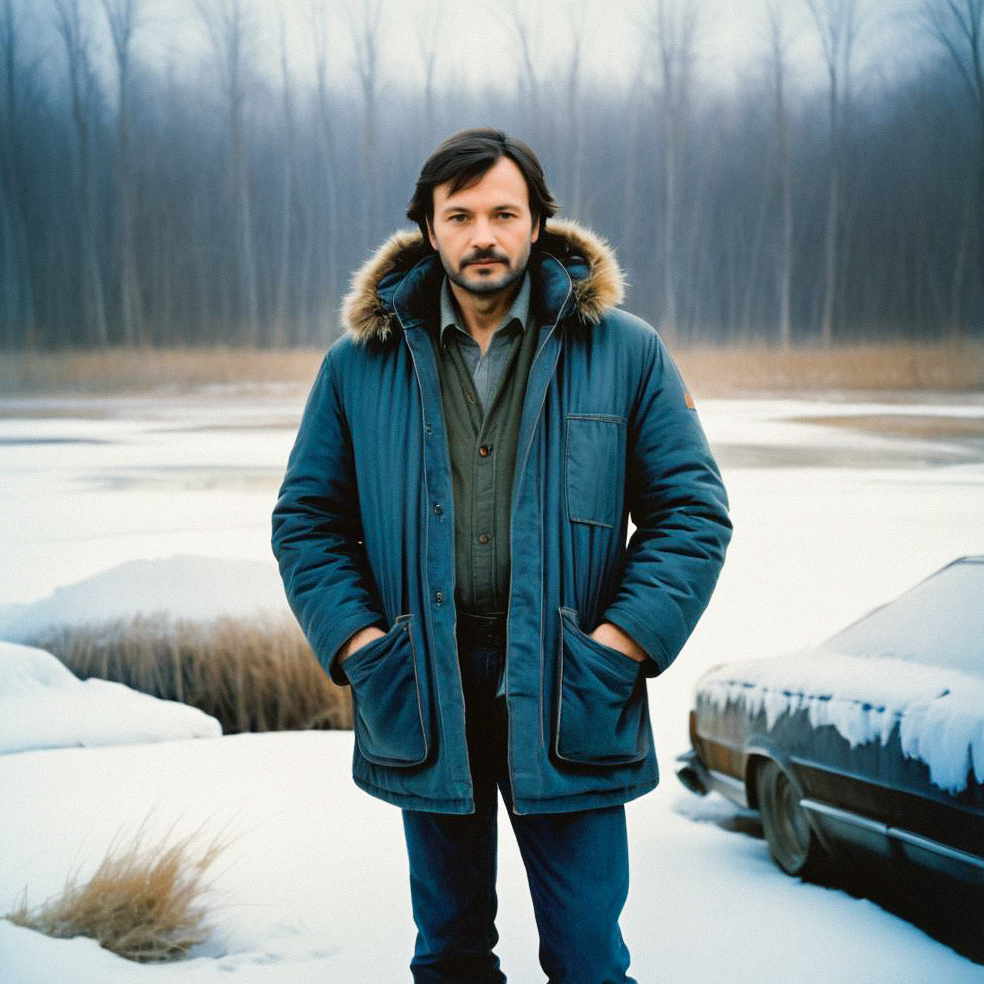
top-left (272, 128), bottom-right (732, 984)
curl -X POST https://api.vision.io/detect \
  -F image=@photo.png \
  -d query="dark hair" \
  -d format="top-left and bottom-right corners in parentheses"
top-left (406, 128), bottom-right (559, 245)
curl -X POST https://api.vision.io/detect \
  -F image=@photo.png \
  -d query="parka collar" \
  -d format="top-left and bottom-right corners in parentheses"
top-left (340, 218), bottom-right (626, 345)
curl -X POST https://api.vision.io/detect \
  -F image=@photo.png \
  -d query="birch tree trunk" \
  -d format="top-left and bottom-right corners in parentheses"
top-left (805, 0), bottom-right (864, 347)
top-left (343, 0), bottom-right (384, 256)
top-left (51, 0), bottom-right (109, 347)
top-left (923, 0), bottom-right (984, 342)
top-left (101, 0), bottom-right (144, 347)
top-left (642, 0), bottom-right (700, 342)
top-left (195, 0), bottom-right (260, 345)
top-left (767, 0), bottom-right (794, 348)
top-left (0, 0), bottom-right (36, 347)
top-left (274, 12), bottom-right (295, 349)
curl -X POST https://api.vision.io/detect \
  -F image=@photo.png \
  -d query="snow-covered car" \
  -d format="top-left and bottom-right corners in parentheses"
top-left (676, 556), bottom-right (984, 889)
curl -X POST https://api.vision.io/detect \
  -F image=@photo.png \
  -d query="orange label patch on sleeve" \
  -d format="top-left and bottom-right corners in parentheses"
top-left (684, 390), bottom-right (696, 410)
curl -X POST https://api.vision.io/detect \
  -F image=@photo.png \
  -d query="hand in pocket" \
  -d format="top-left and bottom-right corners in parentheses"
top-left (340, 624), bottom-right (387, 663)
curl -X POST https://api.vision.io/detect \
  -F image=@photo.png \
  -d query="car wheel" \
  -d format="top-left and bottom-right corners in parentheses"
top-left (756, 759), bottom-right (828, 879)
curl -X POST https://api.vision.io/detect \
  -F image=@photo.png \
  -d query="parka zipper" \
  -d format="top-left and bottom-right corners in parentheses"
top-left (503, 273), bottom-right (573, 815)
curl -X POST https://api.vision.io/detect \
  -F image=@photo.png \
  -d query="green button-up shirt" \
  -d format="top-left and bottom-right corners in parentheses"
top-left (437, 272), bottom-right (533, 416)
top-left (428, 270), bottom-right (540, 639)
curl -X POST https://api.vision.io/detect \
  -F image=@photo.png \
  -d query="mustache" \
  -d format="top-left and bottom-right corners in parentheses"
top-left (463, 252), bottom-right (509, 266)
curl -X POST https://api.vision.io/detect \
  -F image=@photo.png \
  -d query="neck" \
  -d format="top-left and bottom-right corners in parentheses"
top-left (450, 277), bottom-right (523, 341)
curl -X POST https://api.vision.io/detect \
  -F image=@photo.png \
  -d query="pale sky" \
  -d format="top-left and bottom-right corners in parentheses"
top-left (20, 0), bottom-right (938, 106)
top-left (130, 0), bottom-right (930, 99)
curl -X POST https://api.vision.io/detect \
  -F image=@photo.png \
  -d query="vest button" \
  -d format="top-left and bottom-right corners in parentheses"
top-left (433, 503), bottom-right (443, 515)
top-left (435, 590), bottom-right (444, 604)
top-left (478, 444), bottom-right (491, 457)
top-left (478, 533), bottom-right (490, 544)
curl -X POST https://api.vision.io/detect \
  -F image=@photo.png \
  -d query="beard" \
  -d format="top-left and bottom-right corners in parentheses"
top-left (443, 239), bottom-right (533, 297)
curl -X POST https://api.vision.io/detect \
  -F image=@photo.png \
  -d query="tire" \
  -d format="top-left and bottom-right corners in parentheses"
top-left (756, 759), bottom-right (829, 879)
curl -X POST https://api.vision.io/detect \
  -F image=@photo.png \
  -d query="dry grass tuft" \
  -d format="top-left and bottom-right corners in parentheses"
top-left (3, 815), bottom-right (231, 962)
top-left (26, 611), bottom-right (352, 735)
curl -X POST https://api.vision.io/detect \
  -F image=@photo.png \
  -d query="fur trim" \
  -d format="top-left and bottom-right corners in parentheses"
top-left (340, 218), bottom-right (626, 344)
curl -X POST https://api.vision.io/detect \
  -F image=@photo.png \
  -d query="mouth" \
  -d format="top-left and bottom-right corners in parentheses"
top-left (467, 259), bottom-right (505, 267)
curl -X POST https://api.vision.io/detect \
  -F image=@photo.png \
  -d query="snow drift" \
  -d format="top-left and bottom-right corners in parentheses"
top-left (0, 640), bottom-right (222, 755)
top-left (0, 555), bottom-right (290, 644)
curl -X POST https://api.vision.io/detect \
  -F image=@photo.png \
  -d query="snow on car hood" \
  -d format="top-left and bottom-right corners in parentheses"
top-left (698, 648), bottom-right (984, 793)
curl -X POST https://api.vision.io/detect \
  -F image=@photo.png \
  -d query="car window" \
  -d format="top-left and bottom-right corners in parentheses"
top-left (820, 559), bottom-right (983, 677)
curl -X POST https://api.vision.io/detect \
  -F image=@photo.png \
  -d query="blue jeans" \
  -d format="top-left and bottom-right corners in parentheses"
top-left (402, 613), bottom-right (637, 984)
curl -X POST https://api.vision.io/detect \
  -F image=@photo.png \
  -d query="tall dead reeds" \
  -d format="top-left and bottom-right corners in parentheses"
top-left (0, 346), bottom-right (323, 395)
top-left (25, 611), bottom-right (352, 735)
top-left (1, 342), bottom-right (982, 397)
top-left (673, 342), bottom-right (984, 395)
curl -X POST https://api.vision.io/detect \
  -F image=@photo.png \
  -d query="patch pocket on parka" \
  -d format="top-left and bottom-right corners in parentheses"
top-left (565, 414), bottom-right (626, 528)
top-left (341, 613), bottom-right (429, 767)
top-left (553, 607), bottom-right (647, 766)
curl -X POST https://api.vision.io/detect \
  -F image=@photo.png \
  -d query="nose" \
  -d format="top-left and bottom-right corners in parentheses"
top-left (469, 217), bottom-right (496, 251)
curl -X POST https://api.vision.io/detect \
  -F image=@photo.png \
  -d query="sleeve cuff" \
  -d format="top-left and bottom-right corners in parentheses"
top-left (322, 611), bottom-right (388, 686)
top-left (601, 607), bottom-right (672, 679)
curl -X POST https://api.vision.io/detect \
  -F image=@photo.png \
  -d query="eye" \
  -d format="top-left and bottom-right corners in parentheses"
top-left (448, 214), bottom-right (468, 222)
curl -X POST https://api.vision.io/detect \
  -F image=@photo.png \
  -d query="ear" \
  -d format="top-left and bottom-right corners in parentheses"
top-left (531, 214), bottom-right (541, 244)
top-left (426, 216), bottom-right (438, 251)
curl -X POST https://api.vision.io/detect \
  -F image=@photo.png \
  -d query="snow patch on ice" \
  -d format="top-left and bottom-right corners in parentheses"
top-left (700, 648), bottom-right (984, 793)
top-left (0, 640), bottom-right (222, 755)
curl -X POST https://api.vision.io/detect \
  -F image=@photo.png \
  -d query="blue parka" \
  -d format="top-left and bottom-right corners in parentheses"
top-left (271, 218), bottom-right (732, 815)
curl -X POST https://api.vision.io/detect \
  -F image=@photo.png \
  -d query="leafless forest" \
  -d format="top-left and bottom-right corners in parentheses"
top-left (0, 0), bottom-right (982, 352)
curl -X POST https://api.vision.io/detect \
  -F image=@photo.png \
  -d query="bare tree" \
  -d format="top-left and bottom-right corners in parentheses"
top-left (342, 0), bottom-right (384, 254)
top-left (273, 10), bottom-right (295, 349)
top-left (564, 0), bottom-right (589, 220)
top-left (504, 1), bottom-right (543, 128)
top-left (804, 0), bottom-right (865, 345)
top-left (1, 2), bottom-right (981, 351)
top-left (639, 0), bottom-right (701, 340)
top-left (306, 0), bottom-right (340, 336)
top-left (194, 0), bottom-right (260, 344)
top-left (51, 0), bottom-right (109, 346)
top-left (100, 0), bottom-right (145, 347)
top-left (923, 0), bottom-right (984, 340)
top-left (0, 0), bottom-right (39, 347)
top-left (413, 0), bottom-right (445, 148)
top-left (766, 0), bottom-right (795, 348)
top-left (620, 59), bottom-right (647, 274)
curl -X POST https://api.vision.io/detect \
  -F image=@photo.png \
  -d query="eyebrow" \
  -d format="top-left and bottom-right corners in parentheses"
top-left (440, 204), bottom-right (521, 216)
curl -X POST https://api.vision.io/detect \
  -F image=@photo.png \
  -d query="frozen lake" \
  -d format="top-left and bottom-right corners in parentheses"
top-left (1, 387), bottom-right (983, 981)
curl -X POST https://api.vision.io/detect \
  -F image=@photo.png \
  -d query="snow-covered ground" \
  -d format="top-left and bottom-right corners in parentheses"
top-left (1, 389), bottom-right (983, 982)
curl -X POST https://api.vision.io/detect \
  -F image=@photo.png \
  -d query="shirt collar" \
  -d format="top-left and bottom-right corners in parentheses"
top-left (438, 271), bottom-right (532, 347)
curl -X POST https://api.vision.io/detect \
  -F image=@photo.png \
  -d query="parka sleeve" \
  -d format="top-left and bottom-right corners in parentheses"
top-left (271, 348), bottom-right (386, 686)
top-left (600, 330), bottom-right (732, 678)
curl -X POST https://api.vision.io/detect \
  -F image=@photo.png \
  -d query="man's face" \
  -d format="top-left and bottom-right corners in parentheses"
top-left (426, 156), bottom-right (540, 299)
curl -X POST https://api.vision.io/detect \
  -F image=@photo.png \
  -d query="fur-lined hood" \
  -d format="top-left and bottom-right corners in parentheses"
top-left (340, 218), bottom-right (626, 345)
